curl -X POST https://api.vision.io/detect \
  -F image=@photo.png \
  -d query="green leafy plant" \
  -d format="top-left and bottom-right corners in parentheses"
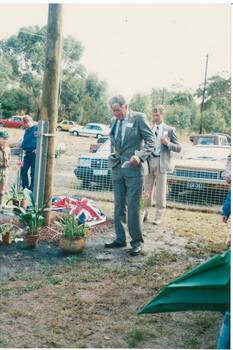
top-left (60, 213), bottom-right (87, 240)
top-left (7, 184), bottom-right (25, 202)
top-left (16, 191), bottom-right (46, 236)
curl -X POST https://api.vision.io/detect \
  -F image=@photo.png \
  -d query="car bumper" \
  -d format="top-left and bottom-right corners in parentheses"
top-left (167, 176), bottom-right (229, 204)
top-left (74, 166), bottom-right (112, 183)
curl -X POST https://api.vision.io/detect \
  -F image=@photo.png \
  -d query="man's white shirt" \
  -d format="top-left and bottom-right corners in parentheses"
top-left (152, 122), bottom-right (164, 155)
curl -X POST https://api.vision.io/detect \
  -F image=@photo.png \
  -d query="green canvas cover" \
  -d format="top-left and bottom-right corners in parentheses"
top-left (139, 250), bottom-right (230, 314)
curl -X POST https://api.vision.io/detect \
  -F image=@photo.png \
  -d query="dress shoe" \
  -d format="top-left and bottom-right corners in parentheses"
top-left (104, 240), bottom-right (127, 248)
top-left (130, 245), bottom-right (142, 256)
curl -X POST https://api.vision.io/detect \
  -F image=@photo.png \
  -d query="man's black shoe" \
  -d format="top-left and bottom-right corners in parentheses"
top-left (104, 240), bottom-right (127, 249)
top-left (130, 245), bottom-right (142, 256)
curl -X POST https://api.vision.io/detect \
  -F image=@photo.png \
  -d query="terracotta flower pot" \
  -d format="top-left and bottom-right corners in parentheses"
top-left (24, 234), bottom-right (39, 249)
top-left (59, 237), bottom-right (86, 253)
top-left (2, 232), bottom-right (10, 245)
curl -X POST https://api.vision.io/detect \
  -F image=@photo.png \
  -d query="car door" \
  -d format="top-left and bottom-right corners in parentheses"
top-left (80, 124), bottom-right (92, 137)
top-left (61, 120), bottom-right (69, 131)
top-left (7, 117), bottom-right (15, 128)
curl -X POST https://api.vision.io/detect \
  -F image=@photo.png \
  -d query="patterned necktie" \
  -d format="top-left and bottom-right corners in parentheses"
top-left (115, 120), bottom-right (123, 149)
top-left (155, 125), bottom-right (159, 137)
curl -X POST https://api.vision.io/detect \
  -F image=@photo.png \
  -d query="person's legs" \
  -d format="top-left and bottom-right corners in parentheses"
top-left (29, 152), bottom-right (36, 191)
top-left (112, 176), bottom-right (127, 243)
top-left (154, 171), bottom-right (167, 224)
top-left (21, 154), bottom-right (31, 190)
top-left (143, 158), bottom-right (156, 221)
top-left (126, 176), bottom-right (144, 246)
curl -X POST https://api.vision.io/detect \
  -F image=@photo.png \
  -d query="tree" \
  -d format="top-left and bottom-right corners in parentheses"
top-left (0, 56), bottom-right (13, 95)
top-left (129, 94), bottom-right (152, 120)
top-left (150, 88), bottom-right (175, 107)
top-left (196, 75), bottom-right (231, 133)
top-left (166, 91), bottom-right (199, 130)
top-left (194, 107), bottom-right (227, 133)
top-left (0, 88), bottom-right (32, 117)
top-left (80, 74), bottom-right (110, 123)
top-left (0, 26), bottom-right (47, 118)
top-left (0, 26), bottom-right (110, 124)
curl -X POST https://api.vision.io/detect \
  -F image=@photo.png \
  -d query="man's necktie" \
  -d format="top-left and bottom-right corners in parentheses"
top-left (155, 125), bottom-right (159, 137)
top-left (115, 120), bottom-right (123, 149)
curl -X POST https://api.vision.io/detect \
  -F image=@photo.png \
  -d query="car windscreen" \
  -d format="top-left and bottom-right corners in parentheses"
top-left (197, 137), bottom-right (215, 145)
top-left (183, 147), bottom-right (230, 161)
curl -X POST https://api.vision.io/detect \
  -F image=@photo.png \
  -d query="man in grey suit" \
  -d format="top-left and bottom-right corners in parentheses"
top-left (105, 95), bottom-right (155, 256)
top-left (143, 105), bottom-right (182, 225)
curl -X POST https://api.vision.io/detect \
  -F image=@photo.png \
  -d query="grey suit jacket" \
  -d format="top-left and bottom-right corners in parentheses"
top-left (109, 111), bottom-right (155, 179)
top-left (152, 123), bottom-right (182, 173)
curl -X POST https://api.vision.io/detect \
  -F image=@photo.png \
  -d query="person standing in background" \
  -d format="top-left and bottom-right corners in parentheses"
top-left (0, 130), bottom-right (10, 207)
top-left (20, 115), bottom-right (38, 191)
top-left (143, 105), bottom-right (182, 225)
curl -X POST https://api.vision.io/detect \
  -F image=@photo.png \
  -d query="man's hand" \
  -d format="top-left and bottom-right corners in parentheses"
top-left (129, 155), bottom-right (140, 167)
top-left (161, 136), bottom-right (169, 146)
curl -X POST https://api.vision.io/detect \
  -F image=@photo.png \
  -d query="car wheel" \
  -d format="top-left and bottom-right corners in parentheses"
top-left (19, 125), bottom-right (24, 130)
top-left (96, 134), bottom-right (103, 139)
top-left (57, 126), bottom-right (62, 131)
top-left (73, 131), bottom-right (79, 136)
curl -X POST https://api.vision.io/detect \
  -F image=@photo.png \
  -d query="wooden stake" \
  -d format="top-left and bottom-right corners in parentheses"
top-left (40, 4), bottom-right (63, 225)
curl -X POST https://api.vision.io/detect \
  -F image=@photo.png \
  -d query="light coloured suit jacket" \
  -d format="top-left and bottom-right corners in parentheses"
top-left (153, 123), bottom-right (182, 173)
top-left (109, 111), bottom-right (155, 179)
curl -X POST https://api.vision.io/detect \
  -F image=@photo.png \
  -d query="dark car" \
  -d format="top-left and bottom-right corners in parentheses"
top-left (74, 140), bottom-right (112, 190)
top-left (167, 145), bottom-right (230, 205)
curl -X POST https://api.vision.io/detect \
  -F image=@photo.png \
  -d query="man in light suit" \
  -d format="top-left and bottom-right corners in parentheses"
top-left (143, 105), bottom-right (182, 225)
top-left (105, 95), bottom-right (155, 256)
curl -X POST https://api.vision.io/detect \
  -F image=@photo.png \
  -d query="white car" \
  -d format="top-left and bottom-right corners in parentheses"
top-left (69, 123), bottom-right (110, 138)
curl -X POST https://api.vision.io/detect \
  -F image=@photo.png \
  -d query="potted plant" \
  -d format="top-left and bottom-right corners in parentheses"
top-left (0, 223), bottom-right (21, 245)
top-left (17, 191), bottom-right (46, 249)
top-left (7, 184), bottom-right (26, 212)
top-left (59, 212), bottom-right (87, 253)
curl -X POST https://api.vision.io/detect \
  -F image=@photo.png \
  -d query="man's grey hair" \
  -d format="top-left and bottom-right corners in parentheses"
top-left (109, 95), bottom-right (126, 108)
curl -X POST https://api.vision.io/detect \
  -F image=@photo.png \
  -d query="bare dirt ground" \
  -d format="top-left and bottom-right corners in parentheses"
top-left (0, 128), bottom-right (229, 348)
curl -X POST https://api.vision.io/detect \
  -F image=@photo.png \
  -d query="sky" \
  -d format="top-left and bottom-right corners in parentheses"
top-left (0, 3), bottom-right (231, 99)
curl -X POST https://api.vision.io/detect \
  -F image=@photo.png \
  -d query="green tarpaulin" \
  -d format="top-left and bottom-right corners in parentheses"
top-left (139, 250), bottom-right (230, 314)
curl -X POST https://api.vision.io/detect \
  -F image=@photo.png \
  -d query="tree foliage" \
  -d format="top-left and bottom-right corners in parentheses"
top-left (129, 94), bottom-right (152, 120)
top-left (0, 26), bottom-right (110, 124)
top-left (195, 75), bottom-right (231, 133)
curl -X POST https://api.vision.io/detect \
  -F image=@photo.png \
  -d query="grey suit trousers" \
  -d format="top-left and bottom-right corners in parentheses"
top-left (144, 157), bottom-right (167, 217)
top-left (113, 173), bottom-right (144, 245)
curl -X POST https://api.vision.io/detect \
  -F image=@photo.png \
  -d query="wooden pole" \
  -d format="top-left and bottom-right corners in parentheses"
top-left (40, 4), bottom-right (63, 225)
top-left (199, 54), bottom-right (208, 134)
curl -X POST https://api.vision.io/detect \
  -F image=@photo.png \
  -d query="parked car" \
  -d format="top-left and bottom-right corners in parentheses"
top-left (75, 141), bottom-right (230, 206)
top-left (57, 120), bottom-right (78, 132)
top-left (0, 115), bottom-right (24, 129)
top-left (189, 133), bottom-right (230, 146)
top-left (167, 145), bottom-right (230, 205)
top-left (74, 139), bottom-right (112, 190)
top-left (70, 123), bottom-right (110, 138)
top-left (89, 136), bottom-right (109, 153)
